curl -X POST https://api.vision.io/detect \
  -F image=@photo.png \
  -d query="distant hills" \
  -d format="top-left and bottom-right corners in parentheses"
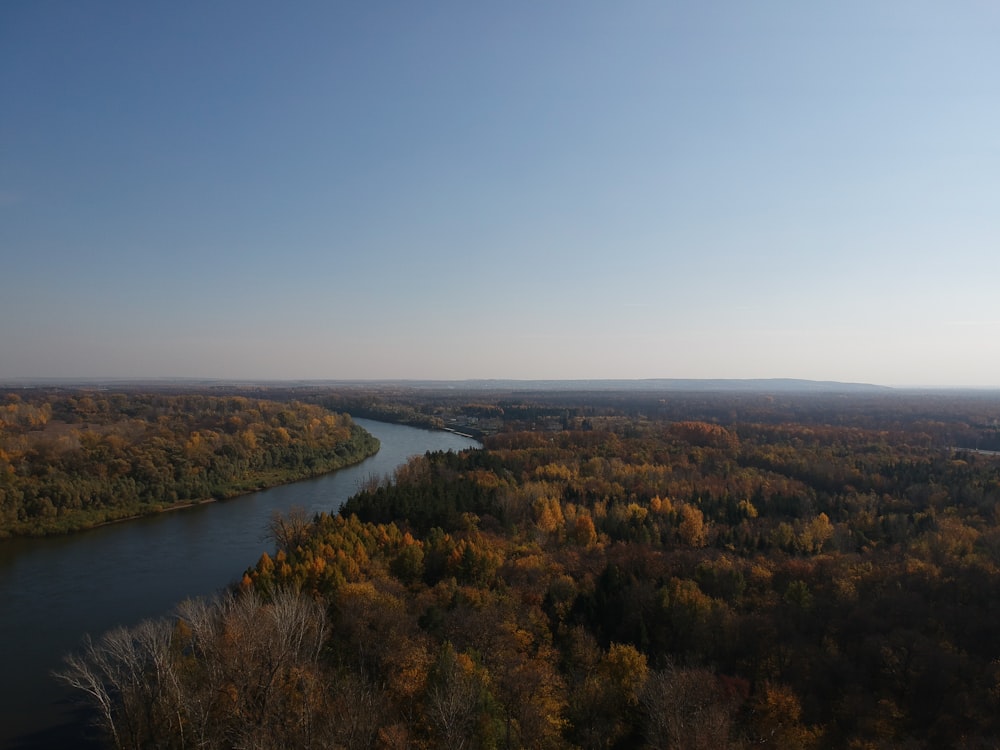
top-left (1, 377), bottom-right (893, 393)
top-left (406, 378), bottom-right (894, 393)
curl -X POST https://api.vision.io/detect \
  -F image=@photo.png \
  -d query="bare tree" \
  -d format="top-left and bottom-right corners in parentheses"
top-left (426, 643), bottom-right (486, 750)
top-left (640, 665), bottom-right (743, 750)
top-left (265, 506), bottom-right (313, 552)
top-left (55, 635), bottom-right (122, 749)
top-left (54, 619), bottom-right (181, 750)
top-left (57, 587), bottom-right (333, 750)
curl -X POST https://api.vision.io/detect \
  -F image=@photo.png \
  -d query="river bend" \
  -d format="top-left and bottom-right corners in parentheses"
top-left (0, 419), bottom-right (479, 749)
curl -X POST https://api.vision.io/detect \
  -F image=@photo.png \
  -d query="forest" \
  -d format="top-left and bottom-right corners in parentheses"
top-left (0, 389), bottom-right (379, 537)
top-left (53, 386), bottom-right (1000, 748)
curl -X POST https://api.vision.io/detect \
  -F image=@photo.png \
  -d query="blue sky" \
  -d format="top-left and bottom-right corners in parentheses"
top-left (2, 2), bottom-right (999, 386)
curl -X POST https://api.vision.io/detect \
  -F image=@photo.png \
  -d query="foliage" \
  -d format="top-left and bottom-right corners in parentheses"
top-left (0, 390), bottom-right (378, 537)
top-left (59, 390), bottom-right (1000, 748)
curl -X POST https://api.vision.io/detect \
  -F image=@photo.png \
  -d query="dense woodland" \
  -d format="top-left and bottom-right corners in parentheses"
top-left (309, 383), bottom-right (1000, 449)
top-left (0, 390), bottom-right (379, 537)
top-left (53, 387), bottom-right (1000, 749)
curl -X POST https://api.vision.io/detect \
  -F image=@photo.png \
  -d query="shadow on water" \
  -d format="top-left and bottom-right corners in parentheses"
top-left (6, 705), bottom-right (103, 750)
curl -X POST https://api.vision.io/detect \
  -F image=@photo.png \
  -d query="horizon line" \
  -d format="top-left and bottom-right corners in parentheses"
top-left (3, 376), bottom-right (1000, 391)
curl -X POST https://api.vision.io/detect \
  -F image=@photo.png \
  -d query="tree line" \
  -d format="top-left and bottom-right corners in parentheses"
top-left (58, 394), bottom-right (1000, 748)
top-left (0, 390), bottom-right (378, 537)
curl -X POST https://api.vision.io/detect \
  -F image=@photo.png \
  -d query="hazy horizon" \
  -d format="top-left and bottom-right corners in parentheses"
top-left (3, 3), bottom-right (999, 387)
top-left (4, 375), bottom-right (999, 393)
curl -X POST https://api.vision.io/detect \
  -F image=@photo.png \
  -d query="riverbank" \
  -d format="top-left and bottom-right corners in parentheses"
top-left (0, 419), bottom-right (480, 750)
top-left (0, 424), bottom-right (381, 540)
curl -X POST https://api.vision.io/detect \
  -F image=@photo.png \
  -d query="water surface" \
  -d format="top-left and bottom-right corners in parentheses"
top-left (0, 419), bottom-right (479, 749)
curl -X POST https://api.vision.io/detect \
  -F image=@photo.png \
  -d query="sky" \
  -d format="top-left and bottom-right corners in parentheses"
top-left (2, 2), bottom-right (999, 387)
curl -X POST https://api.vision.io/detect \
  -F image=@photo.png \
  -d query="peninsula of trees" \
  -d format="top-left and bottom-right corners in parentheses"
top-left (55, 385), bottom-right (1000, 749)
top-left (0, 390), bottom-right (379, 537)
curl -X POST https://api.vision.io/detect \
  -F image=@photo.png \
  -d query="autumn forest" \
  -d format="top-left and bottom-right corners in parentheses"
top-left (6, 384), bottom-right (1000, 748)
top-left (0, 390), bottom-right (379, 538)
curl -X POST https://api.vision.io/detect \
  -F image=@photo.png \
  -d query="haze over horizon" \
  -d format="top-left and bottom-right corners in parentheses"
top-left (3, 3), bottom-right (999, 388)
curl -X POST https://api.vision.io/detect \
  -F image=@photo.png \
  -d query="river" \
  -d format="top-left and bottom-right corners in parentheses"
top-left (0, 419), bottom-right (480, 749)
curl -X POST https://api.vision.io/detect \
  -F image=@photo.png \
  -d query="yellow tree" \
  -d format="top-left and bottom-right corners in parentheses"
top-left (678, 504), bottom-right (709, 547)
